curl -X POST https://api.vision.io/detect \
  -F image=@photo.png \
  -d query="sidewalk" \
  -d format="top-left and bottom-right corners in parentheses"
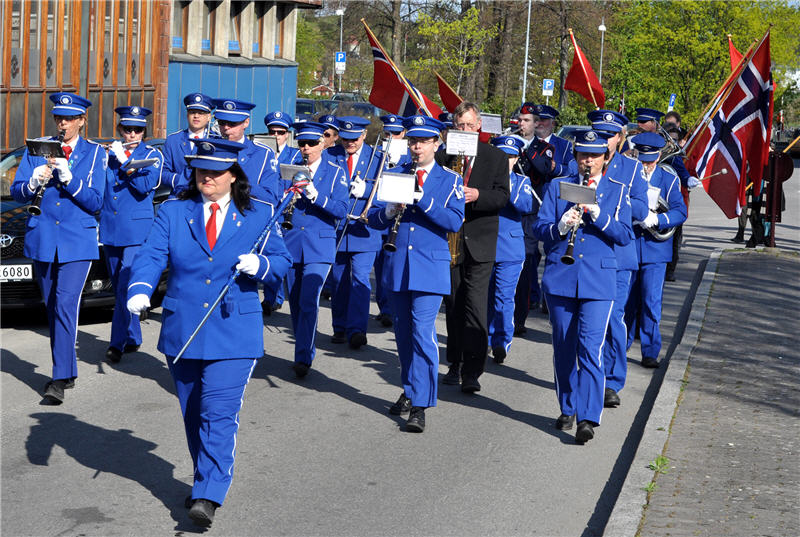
top-left (606, 249), bottom-right (800, 536)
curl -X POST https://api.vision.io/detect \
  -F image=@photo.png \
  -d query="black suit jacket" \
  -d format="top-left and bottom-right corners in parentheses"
top-left (436, 141), bottom-right (509, 263)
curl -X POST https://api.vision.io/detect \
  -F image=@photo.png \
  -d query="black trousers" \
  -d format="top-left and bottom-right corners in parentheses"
top-left (444, 248), bottom-right (494, 379)
top-left (666, 224), bottom-right (683, 275)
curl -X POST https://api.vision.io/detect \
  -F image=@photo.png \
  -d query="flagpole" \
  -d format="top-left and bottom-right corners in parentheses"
top-left (568, 29), bottom-right (599, 109)
top-left (362, 19), bottom-right (431, 116)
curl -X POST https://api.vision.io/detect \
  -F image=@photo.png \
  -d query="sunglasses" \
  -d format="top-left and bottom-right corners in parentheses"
top-left (269, 129), bottom-right (288, 136)
top-left (121, 125), bottom-right (145, 134)
top-left (216, 119), bottom-right (243, 128)
top-left (297, 139), bottom-right (321, 148)
top-left (54, 115), bottom-right (81, 122)
top-left (323, 132), bottom-right (336, 138)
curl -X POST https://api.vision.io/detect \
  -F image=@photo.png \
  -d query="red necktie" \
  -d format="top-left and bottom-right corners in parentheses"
top-left (416, 169), bottom-right (426, 188)
top-left (62, 145), bottom-right (72, 160)
top-left (463, 156), bottom-right (473, 186)
top-left (124, 150), bottom-right (131, 158)
top-left (206, 202), bottom-right (220, 250)
top-left (347, 154), bottom-right (354, 178)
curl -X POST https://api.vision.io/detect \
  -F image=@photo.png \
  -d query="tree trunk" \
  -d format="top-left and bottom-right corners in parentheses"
top-left (391, 0), bottom-right (402, 63)
top-left (557, 0), bottom-right (570, 109)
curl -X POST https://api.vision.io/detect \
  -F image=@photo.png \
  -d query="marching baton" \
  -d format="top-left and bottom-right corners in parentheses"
top-left (172, 181), bottom-right (308, 363)
top-left (782, 133), bottom-right (800, 154)
top-left (700, 168), bottom-right (729, 182)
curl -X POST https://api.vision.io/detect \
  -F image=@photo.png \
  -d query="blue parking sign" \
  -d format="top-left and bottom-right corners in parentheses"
top-left (542, 78), bottom-right (555, 97)
top-left (335, 52), bottom-right (346, 63)
top-left (668, 93), bottom-right (677, 111)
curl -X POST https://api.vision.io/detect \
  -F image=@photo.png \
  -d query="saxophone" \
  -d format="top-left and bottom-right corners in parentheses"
top-left (447, 152), bottom-right (466, 267)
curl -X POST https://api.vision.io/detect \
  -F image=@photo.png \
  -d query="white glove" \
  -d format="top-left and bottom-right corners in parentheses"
top-left (584, 203), bottom-right (601, 222)
top-left (302, 182), bottom-right (318, 203)
top-left (413, 188), bottom-right (424, 203)
top-left (127, 294), bottom-right (151, 315)
top-left (53, 158), bottom-right (72, 184)
top-left (29, 165), bottom-right (50, 190)
top-left (349, 176), bottom-right (366, 198)
top-left (110, 141), bottom-right (129, 164)
top-left (236, 253), bottom-right (260, 276)
top-left (643, 212), bottom-right (660, 228)
top-left (687, 176), bottom-right (702, 189)
top-left (385, 203), bottom-right (403, 219)
top-left (558, 208), bottom-right (580, 235)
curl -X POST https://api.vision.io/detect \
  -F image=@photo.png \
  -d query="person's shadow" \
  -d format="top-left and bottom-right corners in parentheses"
top-left (25, 412), bottom-right (203, 532)
top-left (1, 349), bottom-right (52, 397)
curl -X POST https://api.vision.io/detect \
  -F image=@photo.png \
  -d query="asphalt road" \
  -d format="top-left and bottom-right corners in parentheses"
top-left (2, 162), bottom-right (797, 536)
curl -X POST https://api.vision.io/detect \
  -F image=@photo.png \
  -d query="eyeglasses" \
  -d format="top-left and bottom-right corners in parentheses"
top-left (454, 122), bottom-right (478, 130)
top-left (269, 129), bottom-right (288, 136)
top-left (120, 125), bottom-right (145, 134)
top-left (297, 139), bottom-right (321, 148)
top-left (407, 138), bottom-right (436, 146)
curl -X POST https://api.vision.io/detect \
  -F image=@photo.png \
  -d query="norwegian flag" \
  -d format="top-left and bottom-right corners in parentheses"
top-left (362, 21), bottom-right (442, 118)
top-left (684, 31), bottom-right (773, 218)
top-left (563, 29), bottom-right (605, 109)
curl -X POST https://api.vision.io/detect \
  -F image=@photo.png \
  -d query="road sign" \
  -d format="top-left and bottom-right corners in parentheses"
top-left (335, 51), bottom-right (346, 74)
top-left (542, 78), bottom-right (555, 97)
top-left (668, 93), bottom-right (677, 112)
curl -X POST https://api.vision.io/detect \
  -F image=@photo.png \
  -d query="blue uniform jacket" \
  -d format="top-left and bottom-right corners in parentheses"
top-left (605, 152), bottom-right (649, 270)
top-left (162, 127), bottom-right (210, 193)
top-left (496, 171), bottom-right (533, 263)
top-left (128, 196), bottom-right (291, 359)
top-left (99, 142), bottom-right (163, 246)
top-left (367, 162), bottom-right (465, 295)
top-left (328, 144), bottom-right (385, 252)
top-left (547, 134), bottom-right (576, 179)
top-left (237, 138), bottom-right (281, 206)
top-left (12, 136), bottom-right (106, 262)
top-left (277, 145), bottom-right (303, 166)
top-left (283, 157), bottom-right (349, 264)
top-left (634, 166), bottom-right (687, 264)
top-left (533, 173), bottom-right (632, 300)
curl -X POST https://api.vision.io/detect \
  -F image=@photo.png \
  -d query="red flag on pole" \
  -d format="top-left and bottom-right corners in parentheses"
top-left (362, 19), bottom-right (442, 118)
top-left (728, 34), bottom-right (744, 72)
top-left (684, 31), bottom-right (773, 218)
top-left (435, 71), bottom-right (463, 113)
top-left (563, 29), bottom-right (605, 109)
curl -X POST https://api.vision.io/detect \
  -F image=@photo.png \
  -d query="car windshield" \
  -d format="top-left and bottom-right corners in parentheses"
top-left (296, 101), bottom-right (315, 115)
top-left (0, 148), bottom-right (25, 199)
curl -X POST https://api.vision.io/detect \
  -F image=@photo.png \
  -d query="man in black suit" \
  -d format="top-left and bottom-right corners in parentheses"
top-left (436, 102), bottom-right (510, 392)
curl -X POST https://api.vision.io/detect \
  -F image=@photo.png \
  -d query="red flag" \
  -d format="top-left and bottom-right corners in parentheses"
top-left (435, 71), bottom-right (463, 113)
top-left (684, 31), bottom-right (773, 218)
top-left (563, 29), bottom-right (605, 109)
top-left (728, 35), bottom-right (743, 72)
top-left (362, 20), bottom-right (442, 118)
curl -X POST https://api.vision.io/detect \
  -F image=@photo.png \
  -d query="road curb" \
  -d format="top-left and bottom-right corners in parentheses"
top-left (603, 248), bottom-right (723, 537)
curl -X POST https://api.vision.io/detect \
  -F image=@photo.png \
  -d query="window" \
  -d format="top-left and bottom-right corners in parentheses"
top-left (252, 1), bottom-right (267, 55)
top-left (229, 1), bottom-right (246, 55)
top-left (171, 1), bottom-right (189, 52)
top-left (202, 1), bottom-right (219, 54)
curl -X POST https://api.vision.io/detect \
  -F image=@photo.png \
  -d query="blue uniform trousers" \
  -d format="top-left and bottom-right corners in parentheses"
top-left (331, 250), bottom-right (377, 337)
top-left (262, 276), bottom-right (286, 307)
top-left (391, 291), bottom-right (441, 408)
top-left (167, 357), bottom-right (256, 506)
top-left (287, 262), bottom-right (331, 365)
top-left (488, 260), bottom-right (525, 352)
top-left (603, 270), bottom-right (633, 392)
top-left (546, 294), bottom-right (612, 424)
top-left (104, 245), bottom-right (142, 352)
top-left (34, 259), bottom-right (91, 380)
top-left (625, 262), bottom-right (667, 360)
top-left (373, 247), bottom-right (392, 316)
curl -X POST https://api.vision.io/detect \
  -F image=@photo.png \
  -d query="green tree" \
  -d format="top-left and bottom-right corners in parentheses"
top-left (296, 13), bottom-right (324, 93)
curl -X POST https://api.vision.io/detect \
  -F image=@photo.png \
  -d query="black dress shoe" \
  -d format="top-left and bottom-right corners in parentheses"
top-left (43, 380), bottom-right (66, 404)
top-left (406, 407), bottom-right (426, 432)
top-left (64, 378), bottom-right (75, 389)
top-left (513, 325), bottom-right (527, 336)
top-left (389, 393), bottom-right (411, 415)
top-left (292, 362), bottom-right (310, 378)
top-left (641, 357), bottom-right (660, 369)
top-left (555, 413), bottom-right (575, 430)
top-left (261, 300), bottom-right (273, 316)
top-left (188, 498), bottom-right (217, 527)
top-left (123, 344), bottom-right (140, 354)
top-left (604, 387), bottom-right (620, 407)
top-left (105, 347), bottom-right (123, 363)
top-left (731, 232), bottom-right (745, 243)
top-left (442, 363), bottom-right (461, 385)
top-left (492, 345), bottom-right (507, 364)
top-left (348, 332), bottom-right (367, 349)
top-left (331, 331), bottom-right (346, 344)
top-left (378, 313), bottom-right (393, 327)
top-left (575, 420), bottom-right (595, 443)
top-left (461, 375), bottom-right (481, 393)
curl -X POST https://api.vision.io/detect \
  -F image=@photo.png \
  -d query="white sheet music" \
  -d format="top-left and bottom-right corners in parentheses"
top-left (377, 172), bottom-right (416, 204)
top-left (445, 130), bottom-right (479, 157)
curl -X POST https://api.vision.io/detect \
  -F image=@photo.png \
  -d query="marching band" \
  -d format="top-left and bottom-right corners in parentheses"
top-left (12, 88), bottom-right (696, 525)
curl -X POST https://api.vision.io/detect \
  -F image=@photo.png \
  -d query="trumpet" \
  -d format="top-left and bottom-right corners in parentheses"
top-left (99, 140), bottom-right (139, 151)
top-left (383, 161), bottom-right (417, 253)
top-left (354, 134), bottom-right (390, 222)
top-left (27, 130), bottom-right (65, 216)
top-left (281, 155), bottom-right (310, 230)
top-left (561, 168), bottom-right (591, 265)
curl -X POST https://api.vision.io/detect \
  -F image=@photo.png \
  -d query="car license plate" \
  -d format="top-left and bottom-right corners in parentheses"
top-left (0, 264), bottom-right (34, 282)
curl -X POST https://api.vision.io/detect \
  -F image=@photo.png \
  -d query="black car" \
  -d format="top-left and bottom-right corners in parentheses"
top-left (0, 139), bottom-right (170, 310)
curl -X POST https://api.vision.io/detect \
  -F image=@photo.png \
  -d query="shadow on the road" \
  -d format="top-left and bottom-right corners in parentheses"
top-left (24, 412), bottom-right (202, 532)
top-left (1, 349), bottom-right (51, 396)
top-left (483, 359), bottom-right (556, 391)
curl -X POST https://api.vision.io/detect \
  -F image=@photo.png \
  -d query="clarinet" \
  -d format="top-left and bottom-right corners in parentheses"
top-left (281, 154), bottom-right (309, 230)
top-left (560, 168), bottom-right (591, 265)
top-left (383, 161), bottom-right (417, 252)
top-left (27, 130), bottom-right (66, 216)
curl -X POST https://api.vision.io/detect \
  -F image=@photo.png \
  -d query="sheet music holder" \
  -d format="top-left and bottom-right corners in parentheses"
top-left (25, 139), bottom-right (66, 159)
top-left (377, 172), bottom-right (416, 204)
top-left (445, 130), bottom-right (479, 157)
top-left (559, 182), bottom-right (597, 205)
top-left (123, 158), bottom-right (159, 171)
top-left (279, 164), bottom-right (311, 182)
